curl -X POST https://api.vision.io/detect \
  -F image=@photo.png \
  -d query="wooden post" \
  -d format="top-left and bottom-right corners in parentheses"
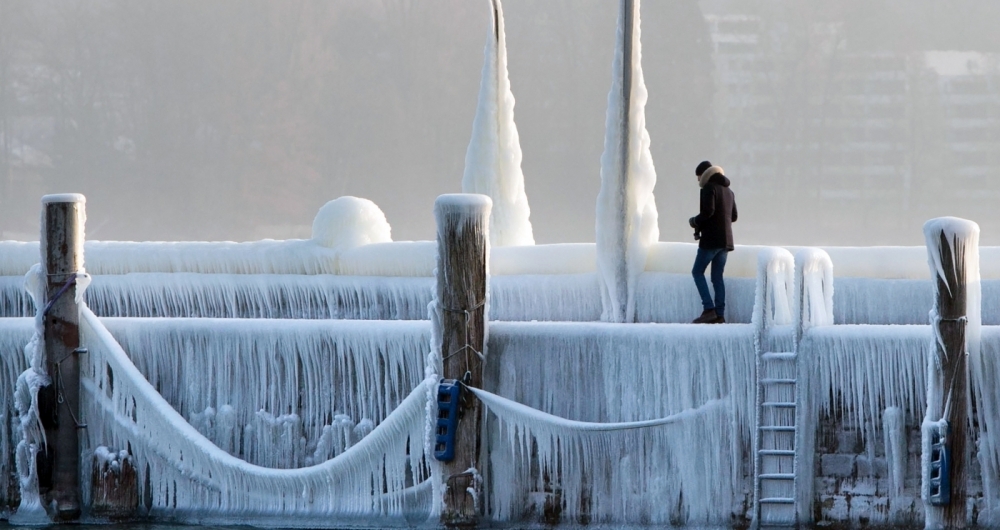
top-left (90, 448), bottom-right (138, 519)
top-left (38, 193), bottom-right (85, 520)
top-left (924, 218), bottom-right (975, 528)
top-left (435, 194), bottom-right (490, 527)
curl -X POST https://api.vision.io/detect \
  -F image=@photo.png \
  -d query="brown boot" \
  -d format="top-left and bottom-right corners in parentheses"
top-left (692, 309), bottom-right (718, 324)
top-left (712, 315), bottom-right (726, 324)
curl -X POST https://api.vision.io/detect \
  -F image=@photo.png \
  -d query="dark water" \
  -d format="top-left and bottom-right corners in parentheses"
top-left (0, 520), bottom-right (736, 530)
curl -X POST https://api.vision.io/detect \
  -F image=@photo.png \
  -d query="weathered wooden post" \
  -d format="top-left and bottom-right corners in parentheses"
top-left (434, 194), bottom-right (490, 527)
top-left (90, 447), bottom-right (139, 518)
top-left (922, 217), bottom-right (978, 529)
top-left (38, 193), bottom-right (85, 520)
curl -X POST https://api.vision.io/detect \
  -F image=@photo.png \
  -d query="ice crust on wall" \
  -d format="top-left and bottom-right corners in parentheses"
top-left (81, 308), bottom-right (433, 520)
top-left (9, 237), bottom-right (1000, 279)
top-left (595, 0), bottom-right (659, 323)
top-left (485, 321), bottom-right (755, 522)
top-left (5, 271), bottom-right (757, 322)
top-left (462, 0), bottom-right (534, 247)
top-left (474, 386), bottom-right (731, 524)
top-left (102, 317), bottom-right (429, 469)
top-left (975, 327), bottom-right (1000, 523)
top-left (0, 318), bottom-right (32, 512)
top-left (85, 274), bottom-right (433, 320)
top-left (806, 325), bottom-right (929, 448)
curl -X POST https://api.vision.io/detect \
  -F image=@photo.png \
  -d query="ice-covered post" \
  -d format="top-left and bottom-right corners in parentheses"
top-left (922, 217), bottom-right (979, 529)
top-left (435, 194), bottom-right (491, 526)
top-left (38, 194), bottom-right (85, 520)
top-left (595, 0), bottom-right (658, 323)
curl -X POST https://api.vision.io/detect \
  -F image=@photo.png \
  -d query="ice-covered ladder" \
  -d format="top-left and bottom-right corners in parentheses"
top-left (750, 248), bottom-right (799, 527)
top-left (753, 346), bottom-right (798, 526)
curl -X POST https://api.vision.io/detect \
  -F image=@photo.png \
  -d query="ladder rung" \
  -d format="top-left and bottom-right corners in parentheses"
top-left (761, 352), bottom-right (796, 361)
top-left (760, 497), bottom-right (795, 504)
top-left (760, 449), bottom-right (795, 456)
top-left (760, 426), bottom-right (796, 432)
top-left (763, 401), bottom-right (796, 408)
top-left (761, 378), bottom-right (796, 385)
top-left (760, 473), bottom-right (795, 480)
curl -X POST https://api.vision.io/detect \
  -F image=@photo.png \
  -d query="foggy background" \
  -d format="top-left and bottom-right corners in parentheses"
top-left (2, 0), bottom-right (1000, 246)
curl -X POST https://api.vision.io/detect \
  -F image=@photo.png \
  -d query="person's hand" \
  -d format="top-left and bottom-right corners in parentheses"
top-left (688, 216), bottom-right (697, 228)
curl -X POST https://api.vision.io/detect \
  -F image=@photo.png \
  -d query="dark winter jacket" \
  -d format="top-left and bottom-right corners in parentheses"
top-left (691, 166), bottom-right (737, 251)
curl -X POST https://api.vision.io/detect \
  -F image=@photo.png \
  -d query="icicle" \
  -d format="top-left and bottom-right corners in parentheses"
top-left (0, 318), bottom-right (33, 513)
top-left (487, 320), bottom-right (754, 523)
top-left (79, 307), bottom-right (435, 520)
top-left (476, 381), bottom-right (733, 524)
top-left (595, 0), bottom-right (658, 323)
top-left (102, 317), bottom-right (429, 469)
top-left (462, 0), bottom-right (534, 247)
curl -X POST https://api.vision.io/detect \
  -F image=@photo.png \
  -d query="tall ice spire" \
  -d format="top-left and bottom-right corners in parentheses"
top-left (462, 0), bottom-right (535, 247)
top-left (595, 0), bottom-right (659, 323)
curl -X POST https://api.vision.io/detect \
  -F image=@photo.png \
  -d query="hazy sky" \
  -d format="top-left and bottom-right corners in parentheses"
top-left (3, 0), bottom-right (1000, 245)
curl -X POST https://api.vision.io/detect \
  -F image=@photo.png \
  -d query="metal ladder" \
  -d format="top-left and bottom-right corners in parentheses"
top-left (753, 347), bottom-right (798, 526)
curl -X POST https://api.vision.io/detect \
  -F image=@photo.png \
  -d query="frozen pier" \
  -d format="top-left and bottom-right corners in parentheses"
top-left (1, 194), bottom-right (997, 527)
top-left (1, 0), bottom-right (997, 527)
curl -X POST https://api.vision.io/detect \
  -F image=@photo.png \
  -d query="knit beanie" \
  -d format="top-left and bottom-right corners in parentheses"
top-left (695, 160), bottom-right (712, 177)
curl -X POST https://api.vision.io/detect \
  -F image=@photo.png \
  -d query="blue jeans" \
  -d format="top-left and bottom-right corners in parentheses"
top-left (692, 248), bottom-right (728, 317)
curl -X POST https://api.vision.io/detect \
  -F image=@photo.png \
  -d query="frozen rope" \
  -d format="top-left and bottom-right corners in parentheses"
top-left (41, 275), bottom-right (77, 316)
top-left (79, 306), bottom-right (433, 516)
top-left (469, 387), bottom-right (727, 432)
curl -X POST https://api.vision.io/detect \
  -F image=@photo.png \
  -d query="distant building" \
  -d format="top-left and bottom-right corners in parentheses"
top-left (703, 8), bottom-right (1000, 243)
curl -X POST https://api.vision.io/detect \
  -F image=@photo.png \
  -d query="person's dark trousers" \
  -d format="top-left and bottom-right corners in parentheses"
top-left (692, 248), bottom-right (729, 318)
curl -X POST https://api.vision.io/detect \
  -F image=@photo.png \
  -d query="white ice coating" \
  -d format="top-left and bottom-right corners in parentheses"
top-left (0, 318), bottom-right (32, 513)
top-left (102, 317), bottom-right (429, 468)
top-left (83, 273), bottom-right (433, 320)
top-left (487, 321), bottom-right (755, 523)
top-left (462, 0), bottom-right (534, 247)
top-left (311, 196), bottom-right (392, 250)
top-left (474, 386), bottom-right (731, 524)
top-left (922, 219), bottom-right (979, 427)
top-left (883, 407), bottom-right (906, 499)
top-left (10, 265), bottom-right (48, 521)
top-left (595, 0), bottom-right (658, 323)
top-left (794, 248), bottom-right (835, 333)
top-left (80, 308), bottom-right (434, 520)
top-left (4, 270), bottom-right (765, 323)
top-left (807, 325), bottom-right (929, 447)
top-left (754, 247), bottom-right (795, 329)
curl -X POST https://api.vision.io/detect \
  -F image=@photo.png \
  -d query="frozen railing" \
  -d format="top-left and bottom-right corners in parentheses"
top-left (0, 239), bottom-right (785, 322)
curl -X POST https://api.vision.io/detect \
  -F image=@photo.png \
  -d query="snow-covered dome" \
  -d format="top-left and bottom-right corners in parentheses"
top-left (311, 197), bottom-right (392, 250)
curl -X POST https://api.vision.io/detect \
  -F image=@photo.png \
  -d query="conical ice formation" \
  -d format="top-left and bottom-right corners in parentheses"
top-left (596, 0), bottom-right (659, 323)
top-left (462, 0), bottom-right (535, 247)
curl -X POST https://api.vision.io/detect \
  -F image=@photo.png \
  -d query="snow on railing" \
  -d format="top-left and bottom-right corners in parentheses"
top-left (753, 247), bottom-right (794, 331)
top-left (80, 307), bottom-right (434, 519)
top-left (794, 248), bottom-right (834, 338)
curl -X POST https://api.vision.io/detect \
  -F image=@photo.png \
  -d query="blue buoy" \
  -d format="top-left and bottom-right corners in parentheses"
top-left (434, 380), bottom-right (462, 462)
top-left (928, 421), bottom-right (951, 506)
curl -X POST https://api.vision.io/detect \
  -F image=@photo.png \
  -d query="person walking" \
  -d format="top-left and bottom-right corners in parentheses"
top-left (689, 160), bottom-right (737, 324)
